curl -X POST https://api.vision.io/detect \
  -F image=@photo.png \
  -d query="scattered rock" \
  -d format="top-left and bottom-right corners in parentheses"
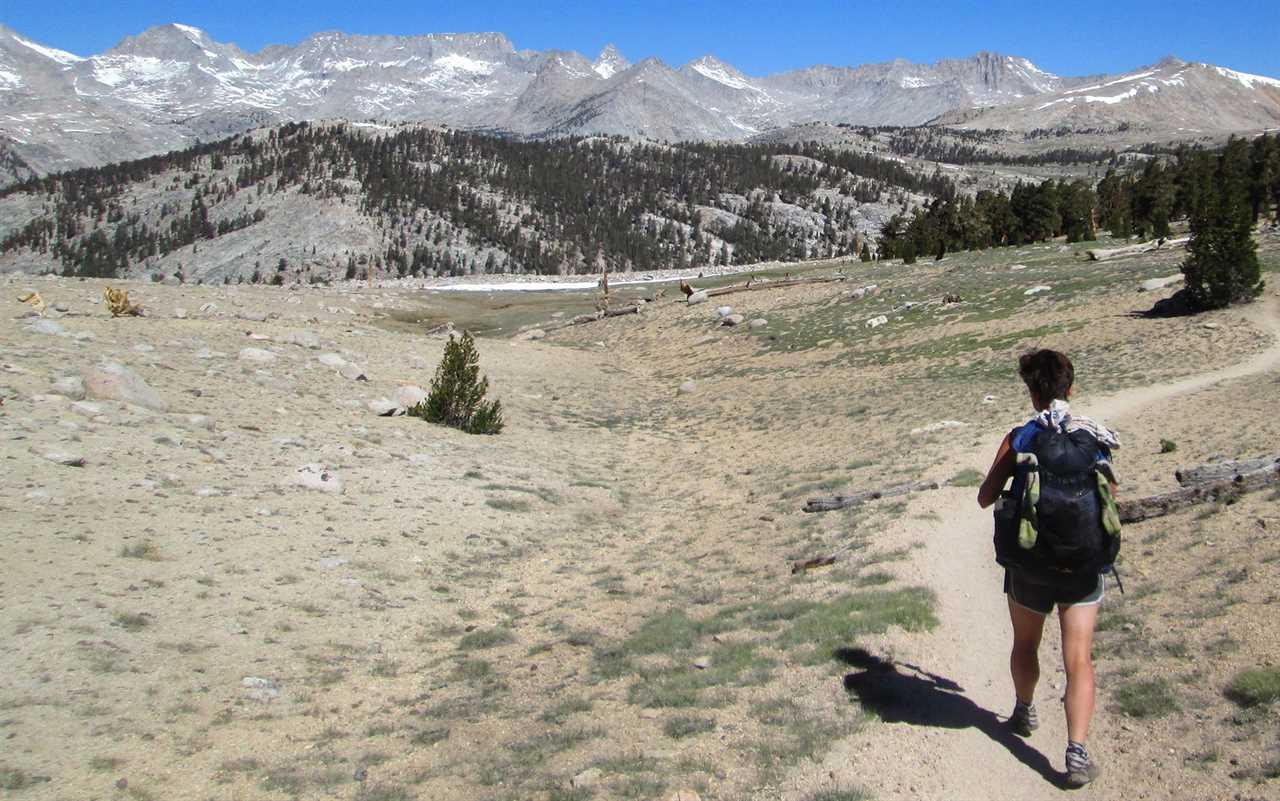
top-left (1140, 275), bottom-right (1184, 292)
top-left (173, 308), bottom-right (188, 319)
top-left (910, 420), bottom-right (969, 435)
top-left (1024, 285), bottom-right (1052, 295)
top-left (572, 768), bottom-right (604, 789)
top-left (666, 791), bottom-right (703, 801)
top-left (687, 290), bottom-right (709, 305)
top-left (242, 676), bottom-right (281, 703)
top-left (84, 362), bottom-right (168, 412)
top-left (288, 463), bottom-right (344, 494)
top-left (394, 385), bottom-right (427, 410)
top-left (238, 311), bottom-right (270, 323)
top-left (678, 380), bottom-right (697, 395)
top-left (176, 414), bottom-right (215, 431)
top-left (715, 305), bottom-right (733, 318)
top-left (719, 314), bottom-right (745, 326)
top-left (239, 347), bottom-right (277, 363)
top-left (692, 656), bottom-right (711, 670)
top-left (339, 362), bottom-right (368, 381)
top-left (749, 318), bottom-right (768, 329)
top-left (514, 328), bottom-right (546, 341)
top-left (199, 302), bottom-right (218, 314)
top-left (368, 399), bottom-right (404, 417)
top-left (277, 330), bottom-right (321, 349)
top-left (51, 375), bottom-right (86, 400)
top-left (33, 448), bottom-right (85, 467)
top-left (71, 400), bottom-right (106, 417)
top-left (1010, 264), bottom-right (1027, 271)
top-left (318, 352), bottom-right (346, 369)
top-left (1202, 322), bottom-right (1220, 330)
top-left (982, 394), bottom-right (997, 404)
top-left (865, 315), bottom-right (888, 329)
top-left (27, 319), bottom-right (66, 336)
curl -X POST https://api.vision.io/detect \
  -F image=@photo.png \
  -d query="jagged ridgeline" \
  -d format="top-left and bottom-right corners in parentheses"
top-left (0, 123), bottom-right (953, 282)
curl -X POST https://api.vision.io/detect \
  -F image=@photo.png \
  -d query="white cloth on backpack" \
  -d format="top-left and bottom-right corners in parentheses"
top-left (1033, 400), bottom-right (1120, 451)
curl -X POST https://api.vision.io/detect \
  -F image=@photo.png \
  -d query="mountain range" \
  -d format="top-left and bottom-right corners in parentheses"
top-left (2, 22), bottom-right (1279, 184)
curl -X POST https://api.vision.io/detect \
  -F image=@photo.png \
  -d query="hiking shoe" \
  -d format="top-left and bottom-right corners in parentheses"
top-left (1008, 701), bottom-right (1039, 737)
top-left (1065, 742), bottom-right (1101, 787)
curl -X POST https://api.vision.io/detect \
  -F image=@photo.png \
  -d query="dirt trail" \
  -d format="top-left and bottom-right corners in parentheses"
top-left (832, 297), bottom-right (1280, 801)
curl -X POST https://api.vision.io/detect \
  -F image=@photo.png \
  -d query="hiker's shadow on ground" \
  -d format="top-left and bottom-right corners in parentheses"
top-left (836, 647), bottom-right (1066, 788)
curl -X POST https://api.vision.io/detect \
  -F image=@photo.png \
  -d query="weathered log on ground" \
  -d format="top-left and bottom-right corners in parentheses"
top-left (1119, 464), bottom-right (1280, 523)
top-left (1086, 237), bottom-right (1189, 262)
top-left (791, 555), bottom-right (839, 574)
top-left (705, 274), bottom-right (846, 299)
top-left (1175, 454), bottom-right (1280, 486)
top-left (804, 480), bottom-right (941, 513)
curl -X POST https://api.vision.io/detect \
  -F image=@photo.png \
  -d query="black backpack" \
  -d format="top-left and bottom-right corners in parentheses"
top-left (993, 425), bottom-right (1121, 585)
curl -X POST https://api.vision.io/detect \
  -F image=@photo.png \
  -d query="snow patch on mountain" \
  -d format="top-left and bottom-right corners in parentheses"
top-left (12, 33), bottom-right (84, 65)
top-left (0, 67), bottom-right (21, 89)
top-left (1213, 65), bottom-right (1280, 90)
top-left (433, 53), bottom-right (497, 75)
top-left (690, 59), bottom-right (765, 93)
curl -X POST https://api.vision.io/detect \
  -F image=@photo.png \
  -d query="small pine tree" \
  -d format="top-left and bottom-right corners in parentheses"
top-left (410, 331), bottom-right (504, 435)
top-left (860, 242), bottom-right (872, 262)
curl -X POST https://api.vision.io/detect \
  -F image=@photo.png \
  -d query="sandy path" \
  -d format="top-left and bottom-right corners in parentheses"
top-left (832, 297), bottom-right (1280, 801)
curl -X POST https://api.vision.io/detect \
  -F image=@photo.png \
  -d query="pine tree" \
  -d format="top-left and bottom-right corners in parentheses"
top-left (1183, 138), bottom-right (1263, 310)
top-left (410, 331), bottom-right (504, 435)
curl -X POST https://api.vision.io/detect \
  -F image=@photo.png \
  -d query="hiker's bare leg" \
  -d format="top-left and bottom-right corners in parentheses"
top-left (1059, 602), bottom-right (1099, 743)
top-left (1008, 597), bottom-right (1046, 704)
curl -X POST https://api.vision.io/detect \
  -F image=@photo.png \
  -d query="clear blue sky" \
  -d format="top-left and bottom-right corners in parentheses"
top-left (5, 0), bottom-right (1278, 78)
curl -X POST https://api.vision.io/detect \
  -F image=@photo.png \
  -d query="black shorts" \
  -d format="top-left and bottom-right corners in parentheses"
top-left (1004, 570), bottom-right (1104, 615)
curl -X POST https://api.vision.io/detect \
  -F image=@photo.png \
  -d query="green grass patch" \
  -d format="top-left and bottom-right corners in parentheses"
top-left (662, 714), bottom-right (717, 739)
top-left (485, 498), bottom-right (532, 513)
top-left (1114, 677), bottom-right (1179, 718)
top-left (949, 468), bottom-right (984, 487)
top-left (1224, 668), bottom-right (1280, 708)
top-left (457, 628), bottom-right (515, 651)
top-left (775, 587), bottom-right (938, 664)
top-left (539, 695), bottom-right (592, 724)
top-left (628, 641), bottom-right (775, 708)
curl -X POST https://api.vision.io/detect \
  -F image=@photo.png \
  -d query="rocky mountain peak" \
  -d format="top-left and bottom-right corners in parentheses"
top-left (593, 44), bottom-right (628, 79)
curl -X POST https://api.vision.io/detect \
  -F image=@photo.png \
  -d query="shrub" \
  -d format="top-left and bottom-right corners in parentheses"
top-left (410, 331), bottom-right (504, 435)
top-left (1114, 677), bottom-right (1178, 718)
top-left (1159, 438), bottom-right (1177, 454)
top-left (1224, 668), bottom-right (1280, 708)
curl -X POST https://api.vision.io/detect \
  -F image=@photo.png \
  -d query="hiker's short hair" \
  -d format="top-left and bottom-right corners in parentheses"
top-left (1018, 349), bottom-right (1074, 403)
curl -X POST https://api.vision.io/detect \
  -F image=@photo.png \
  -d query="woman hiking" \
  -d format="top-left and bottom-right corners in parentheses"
top-left (977, 349), bottom-right (1121, 788)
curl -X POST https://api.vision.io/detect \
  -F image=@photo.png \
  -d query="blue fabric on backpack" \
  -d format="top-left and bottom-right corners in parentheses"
top-left (1009, 420), bottom-right (1111, 499)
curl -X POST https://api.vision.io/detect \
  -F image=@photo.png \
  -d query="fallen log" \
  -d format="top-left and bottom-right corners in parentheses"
top-left (1086, 236), bottom-right (1189, 262)
top-left (705, 274), bottom-right (846, 299)
top-left (1119, 463), bottom-right (1280, 523)
top-left (804, 480), bottom-right (941, 513)
top-left (1175, 454), bottom-right (1280, 487)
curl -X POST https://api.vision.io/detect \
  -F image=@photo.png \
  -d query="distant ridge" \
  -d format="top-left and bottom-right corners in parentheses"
top-left (1, 22), bottom-right (1279, 181)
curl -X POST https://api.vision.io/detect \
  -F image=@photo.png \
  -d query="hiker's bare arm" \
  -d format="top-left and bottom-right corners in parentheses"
top-left (977, 433), bottom-right (1016, 509)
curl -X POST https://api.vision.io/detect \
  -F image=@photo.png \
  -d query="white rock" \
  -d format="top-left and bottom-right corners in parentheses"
top-left (687, 290), bottom-right (709, 305)
top-left (514, 328), bottom-right (546, 341)
top-left (288, 464), bottom-right (344, 494)
top-left (1010, 264), bottom-right (1028, 271)
top-left (983, 395), bottom-right (998, 404)
top-left (176, 414), bottom-right (215, 431)
top-left (749, 318), bottom-right (768, 329)
top-left (339, 362), bottom-right (367, 381)
top-left (719, 314), bottom-right (745, 326)
top-left (866, 315), bottom-right (888, 329)
top-left (199, 302), bottom-right (218, 314)
top-left (27, 319), bottom-right (66, 336)
top-left (1024, 285), bottom-right (1052, 295)
top-left (33, 448), bottom-right (85, 467)
top-left (1202, 322), bottom-right (1220, 330)
top-left (173, 308), bottom-right (189, 319)
top-left (715, 305), bottom-right (733, 318)
top-left (71, 401), bottom-right (105, 417)
top-left (239, 347), bottom-right (277, 363)
top-left (317, 353), bottom-right (347, 369)
top-left (84, 362), bottom-right (167, 412)
top-left (242, 676), bottom-right (281, 703)
top-left (1139, 275), bottom-right (1183, 292)
top-left (278, 330), bottom-right (321, 349)
top-left (678, 380), bottom-right (697, 395)
top-left (51, 375), bottom-right (86, 400)
top-left (368, 399), bottom-right (404, 417)
top-left (910, 420), bottom-right (969, 435)
top-left (394, 385), bottom-right (428, 410)
top-left (238, 311), bottom-right (269, 323)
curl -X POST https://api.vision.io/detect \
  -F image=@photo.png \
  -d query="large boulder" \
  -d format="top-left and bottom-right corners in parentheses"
top-left (84, 362), bottom-right (167, 412)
